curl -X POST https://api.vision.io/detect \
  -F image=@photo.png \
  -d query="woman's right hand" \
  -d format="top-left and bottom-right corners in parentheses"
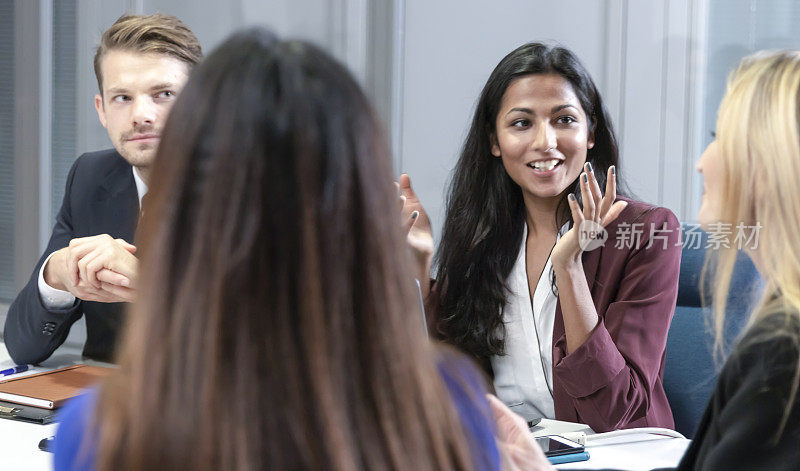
top-left (396, 174), bottom-right (434, 298)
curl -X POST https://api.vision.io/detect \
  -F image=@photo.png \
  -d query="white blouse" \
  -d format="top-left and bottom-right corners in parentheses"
top-left (491, 222), bottom-right (568, 422)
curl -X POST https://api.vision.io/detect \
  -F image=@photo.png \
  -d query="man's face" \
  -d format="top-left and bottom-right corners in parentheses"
top-left (94, 50), bottom-right (189, 172)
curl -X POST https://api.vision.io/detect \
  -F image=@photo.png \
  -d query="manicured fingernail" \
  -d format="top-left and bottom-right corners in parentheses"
top-left (568, 193), bottom-right (576, 202)
top-left (411, 211), bottom-right (419, 220)
top-left (610, 165), bottom-right (616, 176)
top-left (585, 162), bottom-right (593, 173)
top-left (582, 173), bottom-right (588, 183)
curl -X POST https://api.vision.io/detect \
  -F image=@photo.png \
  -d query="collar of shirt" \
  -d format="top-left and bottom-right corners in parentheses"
top-left (132, 167), bottom-right (149, 210)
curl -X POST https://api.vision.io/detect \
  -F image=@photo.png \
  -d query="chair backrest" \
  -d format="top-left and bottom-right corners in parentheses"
top-left (664, 223), bottom-right (762, 437)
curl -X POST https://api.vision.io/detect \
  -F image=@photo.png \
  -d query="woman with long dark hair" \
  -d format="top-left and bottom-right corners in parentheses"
top-left (51, 29), bottom-right (556, 471)
top-left (404, 43), bottom-right (681, 432)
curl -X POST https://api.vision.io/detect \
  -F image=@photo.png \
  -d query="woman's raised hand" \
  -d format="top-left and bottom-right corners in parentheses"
top-left (551, 163), bottom-right (628, 270)
top-left (396, 174), bottom-right (434, 295)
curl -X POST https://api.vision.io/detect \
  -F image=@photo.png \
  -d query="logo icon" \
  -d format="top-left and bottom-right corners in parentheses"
top-left (578, 220), bottom-right (608, 251)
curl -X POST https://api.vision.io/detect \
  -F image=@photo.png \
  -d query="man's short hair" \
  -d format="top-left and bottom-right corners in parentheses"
top-left (93, 13), bottom-right (203, 94)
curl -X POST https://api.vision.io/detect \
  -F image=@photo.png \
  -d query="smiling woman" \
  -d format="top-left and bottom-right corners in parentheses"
top-left (491, 73), bottom-right (596, 203)
top-left (404, 42), bottom-right (682, 433)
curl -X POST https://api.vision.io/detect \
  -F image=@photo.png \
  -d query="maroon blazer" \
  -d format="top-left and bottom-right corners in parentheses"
top-left (427, 197), bottom-right (680, 432)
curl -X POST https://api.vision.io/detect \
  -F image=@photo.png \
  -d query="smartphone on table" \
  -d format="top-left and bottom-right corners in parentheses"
top-left (535, 435), bottom-right (584, 457)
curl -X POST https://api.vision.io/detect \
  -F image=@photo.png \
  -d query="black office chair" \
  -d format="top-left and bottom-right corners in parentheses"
top-left (663, 223), bottom-right (762, 438)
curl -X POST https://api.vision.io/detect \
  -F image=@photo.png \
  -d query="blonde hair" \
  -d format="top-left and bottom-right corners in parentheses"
top-left (93, 14), bottom-right (202, 93)
top-left (705, 50), bottom-right (800, 437)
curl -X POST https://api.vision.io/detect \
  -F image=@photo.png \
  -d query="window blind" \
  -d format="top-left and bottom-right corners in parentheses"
top-left (0, 0), bottom-right (16, 302)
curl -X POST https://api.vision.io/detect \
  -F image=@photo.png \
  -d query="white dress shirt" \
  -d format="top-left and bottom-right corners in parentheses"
top-left (37, 167), bottom-right (147, 309)
top-left (491, 222), bottom-right (569, 422)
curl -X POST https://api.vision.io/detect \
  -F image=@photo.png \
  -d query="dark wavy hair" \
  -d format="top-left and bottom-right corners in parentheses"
top-left (92, 29), bottom-right (481, 471)
top-left (434, 42), bottom-right (625, 361)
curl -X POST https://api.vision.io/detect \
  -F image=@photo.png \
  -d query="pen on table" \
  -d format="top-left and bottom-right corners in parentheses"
top-left (0, 365), bottom-right (32, 377)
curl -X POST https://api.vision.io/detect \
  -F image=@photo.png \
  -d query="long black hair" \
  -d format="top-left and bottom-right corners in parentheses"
top-left (95, 29), bottom-right (479, 471)
top-left (434, 42), bottom-right (624, 361)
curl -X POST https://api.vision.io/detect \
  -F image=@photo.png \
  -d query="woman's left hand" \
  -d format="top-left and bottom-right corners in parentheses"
top-left (551, 163), bottom-right (628, 271)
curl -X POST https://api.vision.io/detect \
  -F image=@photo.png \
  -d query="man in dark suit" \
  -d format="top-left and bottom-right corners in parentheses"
top-left (4, 14), bottom-right (202, 364)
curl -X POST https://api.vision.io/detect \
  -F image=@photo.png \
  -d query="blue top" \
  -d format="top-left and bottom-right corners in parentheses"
top-left (53, 390), bottom-right (98, 471)
top-left (53, 358), bottom-right (501, 470)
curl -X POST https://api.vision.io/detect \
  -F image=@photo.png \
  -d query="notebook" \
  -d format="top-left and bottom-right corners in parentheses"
top-left (0, 364), bottom-right (111, 409)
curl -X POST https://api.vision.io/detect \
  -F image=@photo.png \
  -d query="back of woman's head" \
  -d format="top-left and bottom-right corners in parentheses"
top-left (95, 28), bottom-right (478, 471)
top-left (707, 48), bottom-right (800, 441)
top-left (436, 42), bottom-right (620, 359)
top-left (710, 50), bottom-right (800, 327)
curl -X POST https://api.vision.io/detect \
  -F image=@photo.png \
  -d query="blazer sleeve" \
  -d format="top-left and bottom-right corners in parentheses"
top-left (4, 158), bottom-right (85, 365)
top-left (553, 207), bottom-right (681, 431)
top-left (678, 317), bottom-right (800, 470)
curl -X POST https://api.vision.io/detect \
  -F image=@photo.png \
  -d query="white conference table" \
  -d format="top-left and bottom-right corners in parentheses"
top-left (0, 341), bottom-right (689, 470)
top-left (555, 433), bottom-right (690, 470)
top-left (526, 419), bottom-right (690, 470)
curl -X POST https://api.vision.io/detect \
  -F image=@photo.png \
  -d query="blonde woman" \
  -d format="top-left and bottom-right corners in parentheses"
top-left (682, 50), bottom-right (800, 469)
